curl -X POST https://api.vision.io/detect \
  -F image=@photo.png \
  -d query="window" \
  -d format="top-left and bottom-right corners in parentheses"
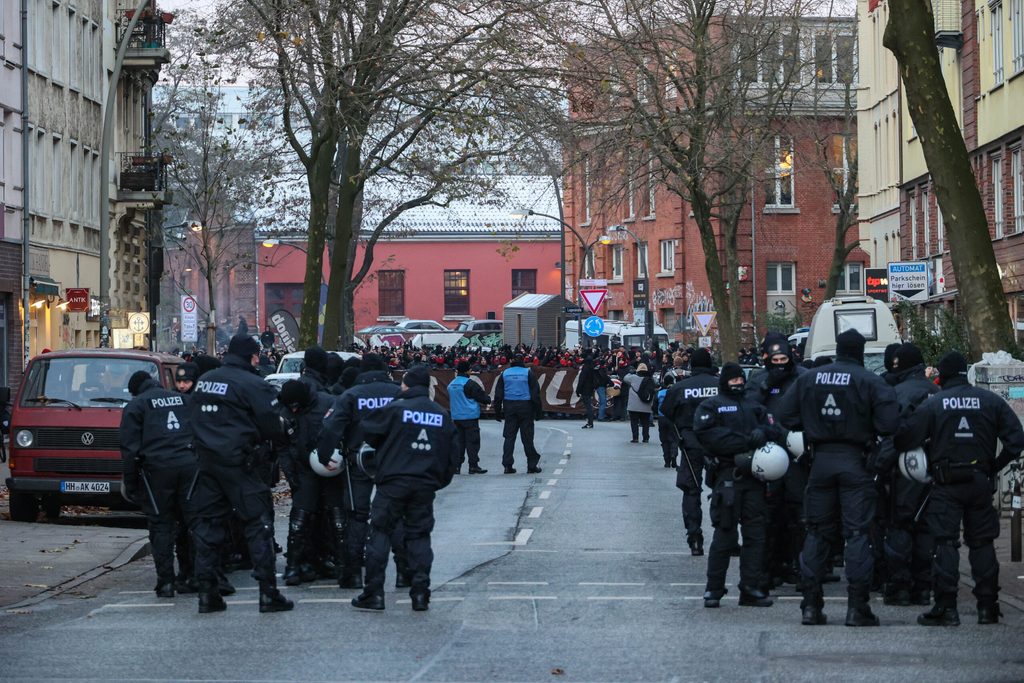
top-left (1013, 0), bottom-right (1024, 73)
top-left (611, 245), bottom-right (624, 280)
top-left (994, 0), bottom-right (1005, 85)
top-left (910, 191), bottom-right (919, 258)
top-left (837, 263), bottom-right (863, 293)
top-left (636, 242), bottom-right (649, 277)
top-left (626, 151), bottom-right (636, 218)
top-left (51, 137), bottom-right (61, 217)
top-left (377, 270), bottom-right (405, 316)
top-left (583, 159), bottom-right (592, 224)
top-left (830, 134), bottom-right (855, 198)
top-left (443, 270), bottom-right (470, 315)
top-left (265, 283), bottom-right (304, 322)
top-left (923, 188), bottom-right (931, 255)
top-left (994, 155), bottom-right (1005, 238)
top-left (767, 262), bottom-right (795, 294)
top-left (1013, 146), bottom-right (1023, 233)
top-left (781, 33), bottom-right (800, 83)
top-left (815, 34), bottom-right (833, 83)
top-left (765, 136), bottom-right (794, 207)
top-left (511, 269), bottom-right (537, 298)
top-left (659, 239), bottom-right (677, 274)
top-left (636, 68), bottom-right (648, 103)
top-left (646, 156), bottom-right (657, 216)
top-left (836, 34), bottom-right (855, 84)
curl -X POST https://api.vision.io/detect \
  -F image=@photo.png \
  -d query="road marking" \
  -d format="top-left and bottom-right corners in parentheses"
top-left (488, 581), bottom-right (549, 586)
top-left (310, 584), bottom-right (356, 590)
top-left (587, 596), bottom-right (654, 601)
top-left (488, 595), bottom-right (557, 601)
top-left (539, 490), bottom-right (551, 500)
top-left (579, 582), bottom-right (646, 586)
top-left (515, 528), bottom-right (534, 544)
top-left (100, 603), bottom-right (173, 608)
top-left (396, 597), bottom-right (464, 604)
top-left (299, 598), bottom-right (351, 604)
top-left (670, 583), bottom-right (705, 586)
top-left (559, 459), bottom-right (568, 464)
top-left (528, 506), bottom-right (543, 518)
top-left (562, 451), bottom-right (571, 457)
top-left (547, 479), bottom-right (558, 486)
top-left (446, 581), bottom-right (466, 585)
top-left (554, 468), bottom-right (564, 475)
top-left (225, 599), bottom-right (259, 605)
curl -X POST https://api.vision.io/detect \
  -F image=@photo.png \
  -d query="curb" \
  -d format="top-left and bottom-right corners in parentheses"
top-left (1, 537), bottom-right (152, 611)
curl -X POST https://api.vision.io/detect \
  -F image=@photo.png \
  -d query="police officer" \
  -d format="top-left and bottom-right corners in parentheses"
top-left (351, 365), bottom-right (459, 611)
top-left (694, 362), bottom-right (778, 608)
top-left (277, 380), bottom-right (341, 586)
top-left (120, 370), bottom-right (198, 598)
top-left (895, 351), bottom-right (1024, 626)
top-left (188, 334), bottom-right (292, 614)
top-left (493, 355), bottom-right (543, 474)
top-left (299, 345), bottom-right (330, 392)
top-left (447, 360), bottom-right (491, 474)
top-left (871, 343), bottom-right (938, 606)
top-left (661, 348), bottom-right (717, 556)
top-left (748, 334), bottom-right (805, 587)
top-left (174, 362), bottom-right (199, 394)
top-left (777, 329), bottom-right (898, 626)
top-left (653, 374), bottom-right (677, 468)
top-left (316, 353), bottom-right (402, 589)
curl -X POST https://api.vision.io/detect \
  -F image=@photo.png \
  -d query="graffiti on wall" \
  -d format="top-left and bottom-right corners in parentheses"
top-left (684, 282), bottom-right (715, 332)
top-left (653, 285), bottom-right (683, 307)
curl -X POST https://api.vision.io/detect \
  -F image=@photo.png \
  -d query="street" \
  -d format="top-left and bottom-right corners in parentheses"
top-left (1, 420), bottom-right (1022, 682)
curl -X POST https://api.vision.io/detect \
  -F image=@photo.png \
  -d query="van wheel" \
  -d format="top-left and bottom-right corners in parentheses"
top-left (9, 491), bottom-right (40, 523)
top-left (42, 496), bottom-right (61, 520)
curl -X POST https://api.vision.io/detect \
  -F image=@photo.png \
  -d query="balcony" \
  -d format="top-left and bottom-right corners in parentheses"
top-left (117, 152), bottom-right (169, 208)
top-left (121, 6), bottom-right (171, 72)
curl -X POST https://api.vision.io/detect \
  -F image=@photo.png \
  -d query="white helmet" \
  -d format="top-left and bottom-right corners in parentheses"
top-left (309, 449), bottom-right (344, 477)
top-left (785, 431), bottom-right (806, 460)
top-left (354, 443), bottom-right (377, 478)
top-left (751, 442), bottom-right (789, 482)
top-left (898, 447), bottom-right (931, 483)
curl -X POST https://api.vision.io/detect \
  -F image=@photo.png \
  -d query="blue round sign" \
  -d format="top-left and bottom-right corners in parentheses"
top-left (582, 316), bottom-right (605, 337)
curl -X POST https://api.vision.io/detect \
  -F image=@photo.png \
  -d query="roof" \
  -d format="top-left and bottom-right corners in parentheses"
top-left (504, 293), bottom-right (567, 309)
top-left (30, 349), bottom-right (183, 363)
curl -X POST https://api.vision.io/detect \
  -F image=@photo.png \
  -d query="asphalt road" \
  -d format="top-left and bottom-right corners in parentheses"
top-left (1, 420), bottom-right (1022, 682)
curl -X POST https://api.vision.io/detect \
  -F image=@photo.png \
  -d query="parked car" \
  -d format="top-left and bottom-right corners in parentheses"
top-left (5, 349), bottom-right (184, 522)
top-left (455, 320), bottom-right (503, 333)
top-left (392, 320), bottom-right (449, 331)
top-left (264, 350), bottom-right (362, 388)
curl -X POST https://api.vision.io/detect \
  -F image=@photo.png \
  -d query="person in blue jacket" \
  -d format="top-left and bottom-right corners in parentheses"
top-left (447, 360), bottom-right (492, 474)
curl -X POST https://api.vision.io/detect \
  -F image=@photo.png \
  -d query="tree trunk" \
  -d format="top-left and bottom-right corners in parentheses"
top-left (823, 211), bottom-right (856, 301)
top-left (322, 139), bottom-right (362, 349)
top-left (691, 190), bottom-right (739, 362)
top-left (298, 148), bottom-right (336, 348)
top-left (884, 1), bottom-right (1016, 356)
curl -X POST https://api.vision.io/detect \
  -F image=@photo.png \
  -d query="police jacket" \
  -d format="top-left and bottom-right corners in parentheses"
top-left (776, 356), bottom-right (898, 450)
top-left (693, 393), bottom-right (775, 463)
top-left (448, 374), bottom-right (491, 421)
top-left (494, 365), bottom-right (541, 415)
top-left (873, 365), bottom-right (939, 472)
top-left (283, 390), bottom-right (335, 465)
top-left (360, 386), bottom-right (458, 490)
top-left (316, 370), bottom-right (402, 458)
top-left (299, 367), bottom-right (329, 393)
top-left (120, 377), bottom-right (196, 475)
top-left (748, 361), bottom-right (803, 417)
top-left (895, 376), bottom-right (1024, 474)
top-left (662, 367), bottom-right (718, 453)
top-left (190, 354), bottom-right (284, 465)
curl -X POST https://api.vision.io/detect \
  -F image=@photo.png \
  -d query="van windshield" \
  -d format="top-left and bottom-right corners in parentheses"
top-left (20, 357), bottom-right (159, 407)
top-left (278, 357), bottom-right (304, 374)
top-left (622, 334), bottom-right (669, 348)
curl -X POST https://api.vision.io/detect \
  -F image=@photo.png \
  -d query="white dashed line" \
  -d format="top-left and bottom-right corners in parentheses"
top-left (224, 600), bottom-right (259, 605)
top-left (488, 595), bottom-right (557, 601)
top-left (579, 582), bottom-right (646, 586)
top-left (488, 581), bottom-right (549, 586)
top-left (396, 597), bottom-right (464, 604)
top-left (559, 459), bottom-right (568, 465)
top-left (515, 528), bottom-right (534, 544)
top-left (670, 583), bottom-right (706, 587)
top-left (547, 479), bottom-right (558, 486)
top-left (539, 490), bottom-right (551, 500)
top-left (562, 451), bottom-right (571, 457)
top-left (310, 584), bottom-right (355, 590)
top-left (101, 603), bottom-right (173, 609)
top-left (299, 598), bottom-right (350, 604)
top-left (446, 581), bottom-right (467, 585)
top-left (554, 468), bottom-right (564, 475)
top-left (528, 506), bottom-right (543, 518)
top-left (587, 596), bottom-right (654, 601)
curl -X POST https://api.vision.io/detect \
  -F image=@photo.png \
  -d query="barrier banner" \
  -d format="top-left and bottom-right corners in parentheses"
top-left (395, 367), bottom-right (587, 415)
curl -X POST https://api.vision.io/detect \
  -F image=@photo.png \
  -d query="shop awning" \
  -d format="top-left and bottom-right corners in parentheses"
top-left (30, 276), bottom-right (60, 297)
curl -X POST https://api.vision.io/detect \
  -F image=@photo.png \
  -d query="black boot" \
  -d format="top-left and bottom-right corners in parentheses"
top-left (917, 603), bottom-right (960, 626)
top-left (352, 591), bottom-right (385, 610)
top-left (801, 590), bottom-right (826, 625)
top-left (411, 591), bottom-right (430, 611)
top-left (738, 586), bottom-right (773, 607)
top-left (217, 574), bottom-right (236, 596)
top-left (909, 588), bottom-right (931, 606)
top-left (977, 603), bottom-right (1001, 625)
top-left (175, 575), bottom-right (198, 594)
top-left (703, 589), bottom-right (726, 608)
top-left (396, 572), bottom-right (412, 589)
top-left (259, 585), bottom-right (294, 613)
top-left (327, 507), bottom-right (347, 582)
top-left (845, 596), bottom-right (880, 627)
top-left (155, 581), bottom-right (175, 598)
top-left (198, 582), bottom-right (227, 614)
top-left (688, 534), bottom-right (704, 557)
top-left (883, 587), bottom-right (912, 606)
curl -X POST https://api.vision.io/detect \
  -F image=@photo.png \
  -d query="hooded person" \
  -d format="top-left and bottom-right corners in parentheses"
top-left (300, 346), bottom-right (330, 392)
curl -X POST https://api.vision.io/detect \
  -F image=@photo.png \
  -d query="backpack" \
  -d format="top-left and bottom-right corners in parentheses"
top-left (636, 376), bottom-right (656, 403)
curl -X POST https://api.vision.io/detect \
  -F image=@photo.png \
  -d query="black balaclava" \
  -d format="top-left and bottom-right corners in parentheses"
top-left (835, 329), bottom-right (866, 366)
top-left (719, 362), bottom-right (746, 398)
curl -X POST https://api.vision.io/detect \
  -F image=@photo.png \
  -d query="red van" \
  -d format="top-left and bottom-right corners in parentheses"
top-left (5, 349), bottom-right (183, 522)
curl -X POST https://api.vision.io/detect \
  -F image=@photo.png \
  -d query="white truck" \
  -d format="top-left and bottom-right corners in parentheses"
top-left (565, 318), bottom-right (670, 349)
top-left (804, 296), bottom-right (901, 374)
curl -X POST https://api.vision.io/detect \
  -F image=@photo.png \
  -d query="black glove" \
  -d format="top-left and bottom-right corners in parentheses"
top-left (734, 452), bottom-right (753, 477)
top-left (747, 428), bottom-right (767, 450)
top-left (318, 447), bottom-right (334, 467)
top-left (703, 456), bottom-right (719, 470)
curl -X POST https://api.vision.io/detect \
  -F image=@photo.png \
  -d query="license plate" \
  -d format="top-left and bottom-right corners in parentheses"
top-left (60, 481), bottom-right (111, 494)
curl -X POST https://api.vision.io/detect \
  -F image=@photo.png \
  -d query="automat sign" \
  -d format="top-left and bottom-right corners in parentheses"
top-left (887, 262), bottom-right (928, 302)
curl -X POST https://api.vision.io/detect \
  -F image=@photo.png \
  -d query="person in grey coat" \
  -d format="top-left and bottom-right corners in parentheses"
top-left (623, 363), bottom-right (655, 443)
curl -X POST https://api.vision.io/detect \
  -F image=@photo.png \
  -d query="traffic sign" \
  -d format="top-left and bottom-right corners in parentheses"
top-left (579, 289), bottom-right (607, 314)
top-left (693, 311), bottom-right (717, 336)
top-left (66, 288), bottom-right (90, 312)
top-left (582, 316), bottom-right (605, 337)
top-left (698, 336), bottom-right (712, 348)
top-left (579, 278), bottom-right (608, 288)
top-left (887, 262), bottom-right (928, 302)
top-left (563, 305), bottom-right (584, 316)
top-left (181, 295), bottom-right (199, 343)
top-left (127, 312), bottom-right (150, 334)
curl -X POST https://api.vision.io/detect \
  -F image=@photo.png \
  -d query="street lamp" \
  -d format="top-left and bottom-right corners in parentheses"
top-left (606, 223), bottom-right (654, 350)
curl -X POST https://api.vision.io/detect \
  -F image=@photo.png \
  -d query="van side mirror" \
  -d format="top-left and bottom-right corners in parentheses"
top-left (0, 387), bottom-right (9, 404)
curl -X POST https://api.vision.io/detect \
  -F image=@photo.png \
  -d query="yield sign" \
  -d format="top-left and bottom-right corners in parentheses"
top-left (693, 311), bottom-right (717, 336)
top-left (579, 289), bottom-right (607, 315)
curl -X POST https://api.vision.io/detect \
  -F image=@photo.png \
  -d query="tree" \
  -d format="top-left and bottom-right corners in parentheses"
top-left (883, 1), bottom-right (1016, 356)
top-left (154, 11), bottom-right (294, 352)
top-left (230, 0), bottom-right (551, 348)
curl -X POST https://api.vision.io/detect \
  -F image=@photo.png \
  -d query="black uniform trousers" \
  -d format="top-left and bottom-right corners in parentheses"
top-left (343, 464), bottom-right (408, 578)
top-left (765, 459), bottom-right (809, 580)
top-left (188, 457), bottom-right (277, 588)
top-left (884, 474), bottom-right (933, 594)
top-left (706, 468), bottom-right (766, 594)
top-left (657, 417), bottom-right (677, 465)
top-left (453, 419), bottom-right (482, 469)
top-left (291, 463), bottom-right (346, 512)
top-left (501, 401), bottom-right (541, 469)
top-left (675, 441), bottom-right (706, 541)
top-left (926, 470), bottom-right (1000, 608)
top-left (800, 448), bottom-right (876, 603)
top-left (138, 462), bottom-right (197, 584)
top-left (364, 482), bottom-right (436, 596)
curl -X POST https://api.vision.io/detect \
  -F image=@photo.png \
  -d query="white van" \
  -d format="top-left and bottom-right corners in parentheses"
top-left (565, 319), bottom-right (670, 349)
top-left (804, 297), bottom-right (901, 374)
